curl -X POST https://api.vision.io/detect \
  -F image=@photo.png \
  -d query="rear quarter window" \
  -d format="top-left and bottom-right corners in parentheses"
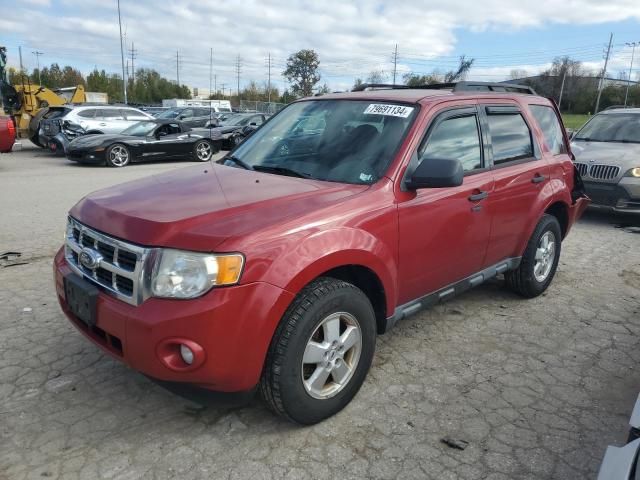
top-left (529, 105), bottom-right (566, 155)
top-left (76, 109), bottom-right (96, 118)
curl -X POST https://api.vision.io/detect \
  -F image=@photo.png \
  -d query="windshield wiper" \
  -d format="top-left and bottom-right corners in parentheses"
top-left (224, 155), bottom-right (254, 170)
top-left (574, 137), bottom-right (602, 142)
top-left (253, 165), bottom-right (312, 179)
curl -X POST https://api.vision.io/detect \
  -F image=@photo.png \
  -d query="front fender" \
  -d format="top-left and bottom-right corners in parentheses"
top-left (262, 227), bottom-right (398, 318)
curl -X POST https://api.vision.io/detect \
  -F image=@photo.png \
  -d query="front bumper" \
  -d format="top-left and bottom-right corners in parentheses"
top-left (584, 179), bottom-right (640, 214)
top-left (54, 248), bottom-right (294, 394)
top-left (66, 148), bottom-right (107, 164)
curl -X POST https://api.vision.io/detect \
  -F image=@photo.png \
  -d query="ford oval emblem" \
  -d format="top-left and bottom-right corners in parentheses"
top-left (79, 248), bottom-right (102, 269)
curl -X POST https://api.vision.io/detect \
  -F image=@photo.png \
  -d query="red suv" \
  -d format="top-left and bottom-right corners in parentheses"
top-left (0, 115), bottom-right (16, 153)
top-left (54, 82), bottom-right (588, 424)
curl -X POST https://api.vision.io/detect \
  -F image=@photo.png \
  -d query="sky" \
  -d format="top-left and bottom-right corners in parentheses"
top-left (2, 0), bottom-right (640, 96)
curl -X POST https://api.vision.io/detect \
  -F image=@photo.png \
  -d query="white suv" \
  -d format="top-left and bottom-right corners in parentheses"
top-left (68, 106), bottom-right (153, 134)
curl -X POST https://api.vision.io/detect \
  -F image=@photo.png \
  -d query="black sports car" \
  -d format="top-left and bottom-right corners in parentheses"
top-left (65, 119), bottom-right (222, 167)
top-left (210, 113), bottom-right (268, 149)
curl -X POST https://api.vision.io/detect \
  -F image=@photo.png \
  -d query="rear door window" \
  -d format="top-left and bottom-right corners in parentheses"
top-left (122, 109), bottom-right (149, 121)
top-left (529, 105), bottom-right (566, 155)
top-left (485, 110), bottom-right (533, 165)
top-left (96, 109), bottom-right (124, 119)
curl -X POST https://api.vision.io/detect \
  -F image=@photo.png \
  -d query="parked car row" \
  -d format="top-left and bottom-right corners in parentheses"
top-left (28, 102), bottom-right (270, 167)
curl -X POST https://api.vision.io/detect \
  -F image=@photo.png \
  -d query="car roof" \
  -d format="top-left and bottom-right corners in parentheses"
top-left (599, 107), bottom-right (640, 114)
top-left (304, 88), bottom-right (548, 105)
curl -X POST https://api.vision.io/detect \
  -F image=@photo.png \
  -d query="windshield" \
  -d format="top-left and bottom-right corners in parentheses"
top-left (220, 114), bottom-right (251, 126)
top-left (221, 99), bottom-right (418, 185)
top-left (574, 113), bottom-right (640, 143)
top-left (156, 109), bottom-right (180, 119)
top-left (121, 121), bottom-right (158, 136)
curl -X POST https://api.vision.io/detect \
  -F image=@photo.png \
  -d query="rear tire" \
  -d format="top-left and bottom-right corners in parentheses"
top-left (105, 143), bottom-right (130, 167)
top-left (193, 139), bottom-right (214, 162)
top-left (505, 214), bottom-right (561, 298)
top-left (260, 277), bottom-right (376, 424)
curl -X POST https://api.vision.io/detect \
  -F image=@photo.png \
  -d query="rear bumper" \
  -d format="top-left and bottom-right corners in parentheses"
top-left (584, 180), bottom-right (640, 214)
top-left (54, 248), bottom-right (294, 395)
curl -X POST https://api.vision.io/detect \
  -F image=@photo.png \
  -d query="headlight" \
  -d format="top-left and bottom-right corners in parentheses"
top-left (626, 167), bottom-right (640, 178)
top-left (151, 250), bottom-right (244, 299)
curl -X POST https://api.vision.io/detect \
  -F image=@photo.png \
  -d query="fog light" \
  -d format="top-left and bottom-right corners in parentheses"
top-left (180, 344), bottom-right (194, 365)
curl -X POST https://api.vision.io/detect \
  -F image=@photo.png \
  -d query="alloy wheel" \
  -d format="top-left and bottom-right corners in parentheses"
top-left (533, 231), bottom-right (556, 282)
top-left (196, 141), bottom-right (212, 161)
top-left (109, 145), bottom-right (129, 167)
top-left (301, 312), bottom-right (362, 400)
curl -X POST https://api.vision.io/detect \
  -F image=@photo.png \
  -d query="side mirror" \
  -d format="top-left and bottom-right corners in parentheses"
top-left (156, 131), bottom-right (168, 138)
top-left (405, 158), bottom-right (464, 189)
top-left (178, 114), bottom-right (186, 120)
top-left (249, 122), bottom-right (257, 126)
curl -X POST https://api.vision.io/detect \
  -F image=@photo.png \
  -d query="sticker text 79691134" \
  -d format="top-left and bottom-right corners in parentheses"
top-left (363, 104), bottom-right (414, 118)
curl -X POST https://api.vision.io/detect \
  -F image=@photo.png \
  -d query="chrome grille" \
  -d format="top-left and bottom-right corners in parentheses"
top-left (64, 217), bottom-right (151, 305)
top-left (588, 164), bottom-right (620, 180)
top-left (574, 162), bottom-right (589, 177)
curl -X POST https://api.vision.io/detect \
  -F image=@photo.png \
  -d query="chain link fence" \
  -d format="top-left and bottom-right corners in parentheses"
top-left (238, 100), bottom-right (286, 114)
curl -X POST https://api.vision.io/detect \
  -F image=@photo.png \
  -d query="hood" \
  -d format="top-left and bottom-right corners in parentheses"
top-left (69, 164), bottom-right (368, 251)
top-left (572, 140), bottom-right (640, 169)
top-left (70, 134), bottom-right (138, 147)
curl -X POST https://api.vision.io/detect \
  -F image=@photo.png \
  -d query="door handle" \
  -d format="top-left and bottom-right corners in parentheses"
top-left (531, 174), bottom-right (547, 184)
top-left (468, 191), bottom-right (488, 202)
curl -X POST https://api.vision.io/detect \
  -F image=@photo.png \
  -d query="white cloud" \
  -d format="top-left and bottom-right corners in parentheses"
top-left (2, 0), bottom-right (640, 92)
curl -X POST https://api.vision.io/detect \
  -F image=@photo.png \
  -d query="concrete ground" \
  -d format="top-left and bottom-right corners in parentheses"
top-left (1, 144), bottom-right (639, 480)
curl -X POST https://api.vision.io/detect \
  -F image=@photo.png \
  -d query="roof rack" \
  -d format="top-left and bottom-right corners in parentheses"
top-left (352, 81), bottom-right (536, 95)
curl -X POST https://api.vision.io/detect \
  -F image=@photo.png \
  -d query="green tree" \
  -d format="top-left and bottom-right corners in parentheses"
top-left (444, 55), bottom-right (474, 83)
top-left (283, 49), bottom-right (321, 98)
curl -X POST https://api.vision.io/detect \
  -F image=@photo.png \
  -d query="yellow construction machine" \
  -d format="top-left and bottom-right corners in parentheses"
top-left (0, 46), bottom-right (93, 146)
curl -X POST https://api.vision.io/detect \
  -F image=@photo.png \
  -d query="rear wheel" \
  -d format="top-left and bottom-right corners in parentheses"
top-left (193, 140), bottom-right (213, 161)
top-left (106, 144), bottom-right (130, 167)
top-left (505, 214), bottom-right (561, 298)
top-left (260, 277), bottom-right (376, 424)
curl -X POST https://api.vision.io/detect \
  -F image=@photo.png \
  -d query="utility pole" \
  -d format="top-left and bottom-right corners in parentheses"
top-left (392, 44), bottom-right (398, 85)
top-left (624, 41), bottom-right (639, 107)
top-left (209, 47), bottom-right (213, 97)
top-left (32, 51), bottom-right (43, 84)
top-left (235, 55), bottom-right (242, 102)
top-left (220, 83), bottom-right (226, 98)
top-left (266, 52), bottom-right (273, 103)
top-left (128, 42), bottom-right (136, 80)
top-left (117, 0), bottom-right (127, 104)
top-left (176, 50), bottom-right (180, 87)
top-left (558, 69), bottom-right (567, 112)
top-left (214, 74), bottom-right (217, 97)
top-left (595, 33), bottom-right (613, 114)
top-left (18, 46), bottom-right (24, 72)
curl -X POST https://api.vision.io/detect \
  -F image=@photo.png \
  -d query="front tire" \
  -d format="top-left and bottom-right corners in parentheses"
top-left (260, 277), bottom-right (376, 424)
top-left (505, 214), bottom-right (562, 298)
top-left (106, 143), bottom-right (130, 167)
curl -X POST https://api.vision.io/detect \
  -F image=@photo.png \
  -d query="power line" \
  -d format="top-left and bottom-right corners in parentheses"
top-left (392, 44), bottom-right (398, 85)
top-left (235, 55), bottom-right (242, 99)
top-left (31, 50), bottom-right (43, 84)
top-left (624, 41), bottom-right (639, 106)
top-left (266, 52), bottom-right (273, 102)
top-left (116, 0), bottom-right (127, 104)
top-left (176, 50), bottom-right (180, 87)
top-left (128, 42), bottom-right (137, 80)
top-left (595, 33), bottom-right (613, 113)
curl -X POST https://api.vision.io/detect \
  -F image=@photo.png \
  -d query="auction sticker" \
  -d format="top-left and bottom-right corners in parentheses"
top-left (363, 104), bottom-right (414, 118)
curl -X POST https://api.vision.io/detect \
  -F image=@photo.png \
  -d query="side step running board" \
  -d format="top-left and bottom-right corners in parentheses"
top-left (385, 257), bottom-right (521, 331)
